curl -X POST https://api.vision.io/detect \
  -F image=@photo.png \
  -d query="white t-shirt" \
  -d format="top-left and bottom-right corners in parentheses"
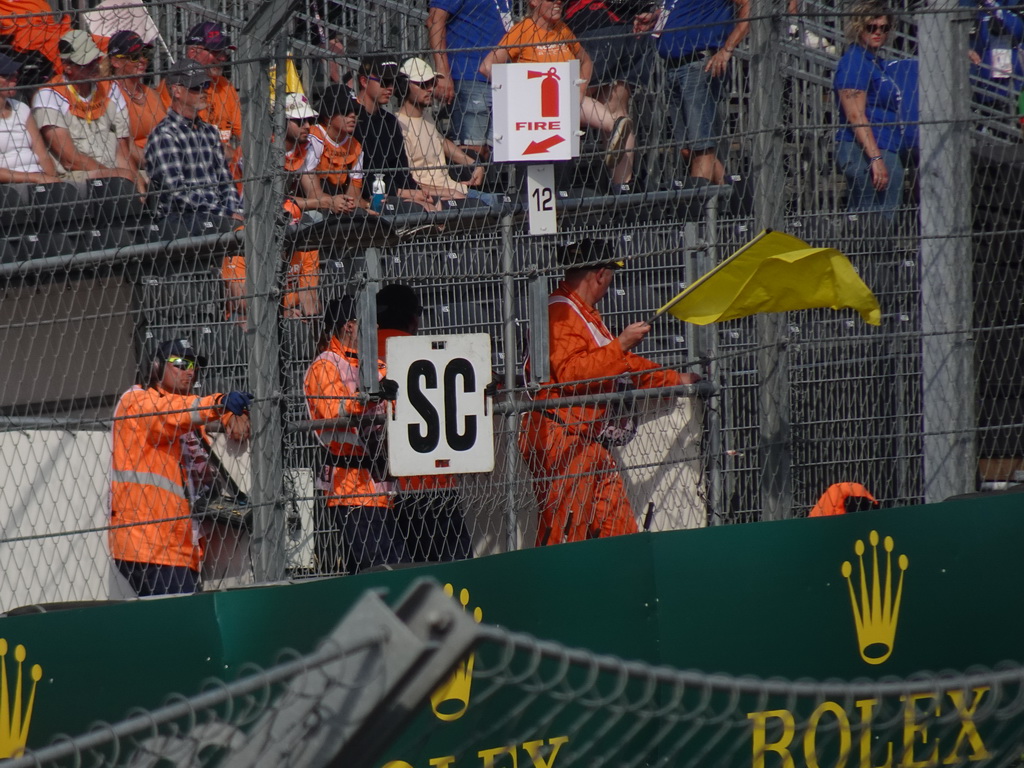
top-left (396, 111), bottom-right (466, 197)
top-left (0, 99), bottom-right (42, 174)
top-left (31, 83), bottom-right (129, 173)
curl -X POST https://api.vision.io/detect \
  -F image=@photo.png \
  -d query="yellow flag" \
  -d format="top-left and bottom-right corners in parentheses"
top-left (269, 57), bottom-right (305, 103)
top-left (659, 229), bottom-right (881, 326)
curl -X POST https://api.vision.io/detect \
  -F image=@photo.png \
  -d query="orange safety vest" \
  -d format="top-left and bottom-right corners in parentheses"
top-left (109, 384), bottom-right (226, 571)
top-left (41, 77), bottom-right (115, 122)
top-left (305, 338), bottom-right (394, 507)
top-left (310, 124), bottom-right (363, 190)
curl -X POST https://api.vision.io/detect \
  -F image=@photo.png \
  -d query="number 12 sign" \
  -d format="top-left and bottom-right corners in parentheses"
top-left (385, 334), bottom-right (495, 476)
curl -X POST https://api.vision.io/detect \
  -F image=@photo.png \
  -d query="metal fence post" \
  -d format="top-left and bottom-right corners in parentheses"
top-left (918, 0), bottom-right (976, 502)
top-left (750, 0), bottom-right (792, 520)
top-left (361, 248), bottom-right (382, 394)
top-left (501, 215), bottom-right (520, 552)
top-left (240, 14), bottom-right (293, 582)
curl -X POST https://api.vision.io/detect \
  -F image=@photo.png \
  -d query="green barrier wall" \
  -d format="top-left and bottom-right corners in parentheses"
top-left (1, 492), bottom-right (1021, 762)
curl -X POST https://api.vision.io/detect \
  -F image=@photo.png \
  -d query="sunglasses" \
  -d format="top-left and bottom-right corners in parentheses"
top-left (187, 83), bottom-right (211, 93)
top-left (289, 116), bottom-right (312, 125)
top-left (865, 23), bottom-right (891, 33)
top-left (166, 356), bottom-right (197, 371)
top-left (368, 75), bottom-right (396, 87)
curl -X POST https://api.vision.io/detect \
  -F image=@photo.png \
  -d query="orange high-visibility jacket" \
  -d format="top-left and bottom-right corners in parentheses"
top-left (109, 384), bottom-right (227, 571)
top-left (535, 283), bottom-right (683, 434)
top-left (808, 482), bottom-right (878, 517)
top-left (305, 337), bottom-right (394, 507)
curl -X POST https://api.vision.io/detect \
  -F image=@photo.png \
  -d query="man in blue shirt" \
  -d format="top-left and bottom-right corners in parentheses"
top-left (427, 0), bottom-right (511, 160)
top-left (145, 61), bottom-right (242, 240)
top-left (963, 0), bottom-right (1024, 109)
top-left (640, 0), bottom-right (748, 183)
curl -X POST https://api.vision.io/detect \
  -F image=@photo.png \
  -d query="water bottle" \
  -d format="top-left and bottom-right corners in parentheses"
top-left (370, 174), bottom-right (385, 213)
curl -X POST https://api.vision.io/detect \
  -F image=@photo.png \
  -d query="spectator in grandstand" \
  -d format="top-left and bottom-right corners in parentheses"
top-left (108, 30), bottom-right (165, 179)
top-left (0, 52), bottom-right (61, 183)
top-left (395, 57), bottom-right (493, 204)
top-left (639, 0), bottom-right (749, 184)
top-left (519, 238), bottom-right (699, 546)
top-left (480, 0), bottom-right (636, 186)
top-left (32, 30), bottom-right (139, 190)
top-left (564, 0), bottom-right (656, 157)
top-left (962, 0), bottom-right (1024, 110)
top-left (110, 338), bottom-right (252, 597)
top-left (283, 91), bottom-right (356, 215)
top-left (355, 53), bottom-right (439, 212)
top-left (832, 2), bottom-right (906, 216)
top-left (376, 283), bottom-right (474, 562)
top-left (161, 22), bottom-right (242, 184)
top-left (0, 0), bottom-right (71, 84)
top-left (426, 0), bottom-right (512, 160)
top-left (145, 60), bottom-right (242, 240)
top-left (311, 84), bottom-right (367, 205)
top-left (304, 295), bottom-right (407, 575)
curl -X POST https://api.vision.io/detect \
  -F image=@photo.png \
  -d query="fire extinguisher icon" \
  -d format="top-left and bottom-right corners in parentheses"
top-left (528, 67), bottom-right (561, 118)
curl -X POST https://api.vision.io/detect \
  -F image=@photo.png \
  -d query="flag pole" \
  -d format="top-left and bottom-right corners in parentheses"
top-left (644, 228), bottom-right (776, 325)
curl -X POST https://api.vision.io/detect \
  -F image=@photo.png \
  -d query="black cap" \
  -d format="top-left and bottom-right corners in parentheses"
top-left (108, 30), bottom-right (150, 57)
top-left (324, 295), bottom-right (357, 335)
top-left (359, 53), bottom-right (400, 81)
top-left (317, 83), bottom-right (358, 119)
top-left (0, 52), bottom-right (21, 76)
top-left (185, 21), bottom-right (235, 51)
top-left (165, 60), bottom-right (211, 89)
top-left (558, 238), bottom-right (625, 270)
top-left (155, 338), bottom-right (207, 367)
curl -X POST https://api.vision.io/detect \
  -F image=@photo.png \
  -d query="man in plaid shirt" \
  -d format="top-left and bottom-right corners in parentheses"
top-left (145, 61), bottom-right (243, 240)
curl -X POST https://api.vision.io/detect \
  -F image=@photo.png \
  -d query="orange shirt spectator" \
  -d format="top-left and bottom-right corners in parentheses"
top-left (0, 0), bottom-right (71, 69)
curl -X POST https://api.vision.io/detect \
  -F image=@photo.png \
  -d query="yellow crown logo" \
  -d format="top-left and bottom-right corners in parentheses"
top-left (841, 531), bottom-right (909, 665)
top-left (430, 584), bottom-right (482, 722)
top-left (0, 639), bottom-right (43, 759)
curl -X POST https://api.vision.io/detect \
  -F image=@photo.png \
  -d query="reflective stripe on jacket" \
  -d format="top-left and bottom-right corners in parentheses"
top-left (109, 384), bottom-right (224, 570)
top-left (531, 283), bottom-right (682, 437)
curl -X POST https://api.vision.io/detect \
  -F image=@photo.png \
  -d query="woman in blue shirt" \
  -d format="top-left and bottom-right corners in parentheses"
top-left (833, 2), bottom-right (904, 216)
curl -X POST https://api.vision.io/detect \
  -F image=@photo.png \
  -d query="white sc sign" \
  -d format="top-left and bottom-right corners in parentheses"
top-left (386, 334), bottom-right (495, 476)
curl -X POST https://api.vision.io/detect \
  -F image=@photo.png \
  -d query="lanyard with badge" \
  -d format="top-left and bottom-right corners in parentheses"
top-left (495, 0), bottom-right (513, 32)
top-left (651, 0), bottom-right (674, 37)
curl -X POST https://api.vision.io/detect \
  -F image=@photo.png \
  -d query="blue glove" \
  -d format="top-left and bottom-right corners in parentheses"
top-left (223, 391), bottom-right (253, 416)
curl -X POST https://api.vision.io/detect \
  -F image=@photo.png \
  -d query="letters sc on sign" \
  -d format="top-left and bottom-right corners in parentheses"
top-left (385, 334), bottom-right (495, 476)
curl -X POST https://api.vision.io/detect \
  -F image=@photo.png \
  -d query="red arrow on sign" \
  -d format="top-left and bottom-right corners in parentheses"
top-left (522, 135), bottom-right (565, 155)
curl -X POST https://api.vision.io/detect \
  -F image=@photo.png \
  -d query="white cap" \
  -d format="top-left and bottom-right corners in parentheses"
top-left (285, 92), bottom-right (318, 120)
top-left (399, 57), bottom-right (438, 84)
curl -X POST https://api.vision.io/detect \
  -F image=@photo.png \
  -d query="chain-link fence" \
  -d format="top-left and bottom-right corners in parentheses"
top-left (7, 580), bottom-right (1024, 767)
top-left (1, 0), bottom-right (1022, 606)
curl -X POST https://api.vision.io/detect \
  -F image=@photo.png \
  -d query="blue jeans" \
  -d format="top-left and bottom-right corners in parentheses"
top-left (835, 142), bottom-right (904, 217)
top-left (116, 560), bottom-right (199, 596)
top-left (667, 58), bottom-right (725, 151)
top-left (449, 79), bottom-right (492, 146)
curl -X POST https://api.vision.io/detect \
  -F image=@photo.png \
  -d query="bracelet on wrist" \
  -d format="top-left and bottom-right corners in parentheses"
top-left (869, 155), bottom-right (882, 162)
